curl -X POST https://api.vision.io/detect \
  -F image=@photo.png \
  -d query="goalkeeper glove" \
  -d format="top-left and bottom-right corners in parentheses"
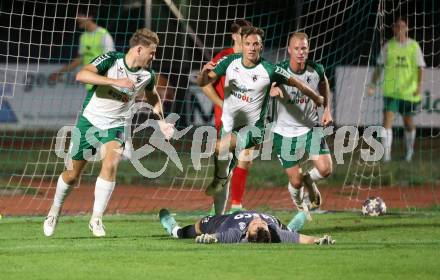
top-left (315, 234), bottom-right (336, 245)
top-left (195, 234), bottom-right (218, 244)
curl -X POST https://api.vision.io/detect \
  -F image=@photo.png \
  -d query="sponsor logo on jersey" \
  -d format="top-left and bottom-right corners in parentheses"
top-left (287, 90), bottom-right (311, 105)
top-left (231, 84), bottom-right (253, 102)
top-left (252, 74), bottom-right (258, 82)
top-left (233, 66), bottom-right (240, 73)
top-left (238, 222), bottom-right (247, 231)
top-left (395, 56), bottom-right (409, 68)
top-left (136, 76), bottom-right (142, 83)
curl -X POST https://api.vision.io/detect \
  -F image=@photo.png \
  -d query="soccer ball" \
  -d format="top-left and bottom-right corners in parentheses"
top-left (361, 197), bottom-right (387, 216)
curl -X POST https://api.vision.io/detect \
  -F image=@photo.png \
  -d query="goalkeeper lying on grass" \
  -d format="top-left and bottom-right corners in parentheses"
top-left (159, 209), bottom-right (335, 245)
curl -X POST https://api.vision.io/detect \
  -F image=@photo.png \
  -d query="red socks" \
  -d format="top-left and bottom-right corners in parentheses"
top-left (230, 166), bottom-right (248, 206)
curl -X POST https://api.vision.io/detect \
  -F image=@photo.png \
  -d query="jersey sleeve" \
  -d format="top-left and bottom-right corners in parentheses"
top-left (215, 228), bottom-right (243, 243)
top-left (262, 60), bottom-right (291, 85)
top-left (272, 64), bottom-right (291, 84)
top-left (212, 54), bottom-right (238, 77)
top-left (313, 62), bottom-right (325, 82)
top-left (273, 228), bottom-right (300, 243)
top-left (91, 51), bottom-right (119, 75)
top-left (145, 69), bottom-right (156, 91)
top-left (415, 42), bottom-right (426, 67)
top-left (102, 32), bottom-right (116, 53)
top-left (376, 43), bottom-right (388, 66)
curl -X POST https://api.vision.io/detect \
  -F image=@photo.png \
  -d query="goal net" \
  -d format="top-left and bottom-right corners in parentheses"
top-left (0, 0), bottom-right (438, 215)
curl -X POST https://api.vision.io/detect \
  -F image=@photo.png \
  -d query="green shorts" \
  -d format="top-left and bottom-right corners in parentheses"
top-left (219, 125), bottom-right (264, 173)
top-left (383, 96), bottom-right (420, 116)
top-left (70, 115), bottom-right (126, 161)
top-left (220, 125), bottom-right (264, 151)
top-left (273, 129), bottom-right (330, 169)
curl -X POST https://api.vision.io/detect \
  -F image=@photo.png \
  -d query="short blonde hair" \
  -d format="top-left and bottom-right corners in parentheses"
top-left (129, 28), bottom-right (159, 48)
top-left (288, 32), bottom-right (309, 45)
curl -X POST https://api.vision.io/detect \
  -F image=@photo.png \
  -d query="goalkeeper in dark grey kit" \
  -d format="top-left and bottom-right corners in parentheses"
top-left (159, 209), bottom-right (335, 245)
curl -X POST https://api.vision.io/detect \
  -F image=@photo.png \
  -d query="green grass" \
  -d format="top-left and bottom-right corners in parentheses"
top-left (1, 212), bottom-right (440, 280)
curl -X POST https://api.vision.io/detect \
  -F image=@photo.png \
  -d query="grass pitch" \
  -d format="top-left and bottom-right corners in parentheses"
top-left (1, 211), bottom-right (439, 280)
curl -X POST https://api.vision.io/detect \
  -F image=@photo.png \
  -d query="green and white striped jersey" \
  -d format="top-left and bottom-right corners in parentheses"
top-left (213, 53), bottom-right (290, 132)
top-left (81, 51), bottom-right (155, 130)
top-left (272, 60), bottom-right (324, 137)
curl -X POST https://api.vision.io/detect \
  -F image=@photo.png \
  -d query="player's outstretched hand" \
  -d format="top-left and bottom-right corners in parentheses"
top-left (314, 234), bottom-right (336, 245)
top-left (269, 82), bottom-right (284, 98)
top-left (114, 78), bottom-right (135, 91)
top-left (195, 234), bottom-right (218, 244)
top-left (158, 120), bottom-right (175, 141)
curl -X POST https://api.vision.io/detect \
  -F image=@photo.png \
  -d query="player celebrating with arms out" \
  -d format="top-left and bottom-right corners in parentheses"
top-left (270, 32), bottom-right (333, 212)
top-left (197, 26), bottom-right (323, 215)
top-left (201, 19), bottom-right (253, 214)
top-left (43, 28), bottom-right (174, 237)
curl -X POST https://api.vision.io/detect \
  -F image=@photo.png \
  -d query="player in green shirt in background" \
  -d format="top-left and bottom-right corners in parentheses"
top-left (368, 17), bottom-right (425, 162)
top-left (49, 7), bottom-right (115, 86)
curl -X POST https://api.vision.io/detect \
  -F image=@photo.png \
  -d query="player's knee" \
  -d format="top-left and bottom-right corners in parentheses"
top-left (63, 171), bottom-right (80, 185)
top-left (101, 160), bottom-right (118, 177)
top-left (319, 164), bottom-right (332, 178)
top-left (289, 177), bottom-right (302, 189)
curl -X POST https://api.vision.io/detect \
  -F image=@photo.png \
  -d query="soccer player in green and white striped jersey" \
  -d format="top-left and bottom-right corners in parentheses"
top-left (270, 32), bottom-right (333, 212)
top-left (368, 17), bottom-right (425, 162)
top-left (197, 26), bottom-right (323, 215)
top-left (43, 28), bottom-right (174, 238)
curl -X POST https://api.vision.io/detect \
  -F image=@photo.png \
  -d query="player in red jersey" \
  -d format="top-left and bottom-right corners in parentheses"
top-left (201, 19), bottom-right (252, 214)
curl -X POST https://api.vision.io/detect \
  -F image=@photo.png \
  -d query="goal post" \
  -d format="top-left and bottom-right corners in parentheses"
top-left (0, 0), bottom-right (438, 216)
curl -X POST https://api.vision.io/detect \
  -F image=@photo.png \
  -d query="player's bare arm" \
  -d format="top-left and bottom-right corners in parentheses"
top-left (288, 76), bottom-right (324, 106)
top-left (144, 86), bottom-right (175, 140)
top-left (319, 75), bottom-right (333, 126)
top-left (197, 61), bottom-right (218, 87)
top-left (201, 83), bottom-right (223, 108)
top-left (368, 65), bottom-right (382, 96)
top-left (49, 57), bottom-right (82, 81)
top-left (76, 64), bottom-right (135, 90)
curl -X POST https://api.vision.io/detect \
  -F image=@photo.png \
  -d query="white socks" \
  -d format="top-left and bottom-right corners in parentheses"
top-left (92, 177), bottom-right (116, 220)
top-left (308, 168), bottom-right (324, 182)
top-left (171, 226), bottom-right (181, 238)
top-left (49, 175), bottom-right (72, 217)
top-left (381, 128), bottom-right (392, 161)
top-left (288, 182), bottom-right (303, 202)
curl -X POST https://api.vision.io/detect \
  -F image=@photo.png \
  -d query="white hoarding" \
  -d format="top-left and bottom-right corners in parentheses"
top-left (335, 66), bottom-right (440, 127)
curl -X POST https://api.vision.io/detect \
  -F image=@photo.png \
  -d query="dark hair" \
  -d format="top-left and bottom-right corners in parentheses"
top-left (77, 6), bottom-right (96, 19)
top-left (395, 17), bottom-right (408, 25)
top-left (240, 26), bottom-right (264, 39)
top-left (231, 19), bottom-right (252, 33)
top-left (248, 227), bottom-right (271, 243)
